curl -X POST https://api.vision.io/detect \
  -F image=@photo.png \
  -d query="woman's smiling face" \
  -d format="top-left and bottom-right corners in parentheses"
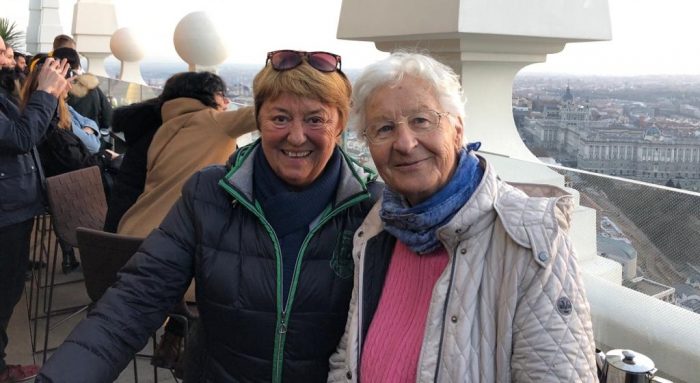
top-left (258, 92), bottom-right (343, 188)
top-left (365, 76), bottom-right (463, 205)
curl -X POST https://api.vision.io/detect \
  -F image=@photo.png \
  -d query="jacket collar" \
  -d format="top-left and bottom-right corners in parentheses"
top-left (161, 98), bottom-right (209, 122)
top-left (219, 140), bottom-right (376, 207)
top-left (68, 73), bottom-right (100, 98)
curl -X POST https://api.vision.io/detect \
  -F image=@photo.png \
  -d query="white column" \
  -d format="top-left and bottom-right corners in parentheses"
top-left (338, 0), bottom-right (620, 272)
top-left (26, 0), bottom-right (64, 54)
top-left (72, 0), bottom-right (118, 77)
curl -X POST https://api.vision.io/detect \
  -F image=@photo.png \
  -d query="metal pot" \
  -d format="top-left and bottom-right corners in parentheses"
top-left (596, 348), bottom-right (673, 383)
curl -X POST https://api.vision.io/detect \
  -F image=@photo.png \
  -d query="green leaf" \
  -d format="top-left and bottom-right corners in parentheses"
top-left (0, 18), bottom-right (26, 50)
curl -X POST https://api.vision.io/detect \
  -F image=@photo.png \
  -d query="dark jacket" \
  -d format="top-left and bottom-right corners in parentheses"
top-left (37, 142), bottom-right (381, 383)
top-left (67, 73), bottom-right (112, 131)
top-left (103, 99), bottom-right (162, 232)
top-left (0, 91), bottom-right (56, 228)
top-left (36, 119), bottom-right (102, 178)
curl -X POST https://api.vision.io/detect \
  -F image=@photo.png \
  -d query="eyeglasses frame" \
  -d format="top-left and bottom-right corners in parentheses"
top-left (363, 110), bottom-right (450, 145)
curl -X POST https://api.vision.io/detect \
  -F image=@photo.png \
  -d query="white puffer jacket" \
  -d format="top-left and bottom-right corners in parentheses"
top-left (329, 158), bottom-right (597, 382)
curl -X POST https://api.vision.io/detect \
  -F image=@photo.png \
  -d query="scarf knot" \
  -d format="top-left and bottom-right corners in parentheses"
top-left (380, 145), bottom-right (483, 254)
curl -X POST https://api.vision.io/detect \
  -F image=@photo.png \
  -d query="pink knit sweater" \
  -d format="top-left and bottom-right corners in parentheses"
top-left (360, 241), bottom-right (449, 383)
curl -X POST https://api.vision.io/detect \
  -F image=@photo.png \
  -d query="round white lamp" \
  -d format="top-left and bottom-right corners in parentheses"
top-left (110, 27), bottom-right (146, 85)
top-left (173, 11), bottom-right (228, 72)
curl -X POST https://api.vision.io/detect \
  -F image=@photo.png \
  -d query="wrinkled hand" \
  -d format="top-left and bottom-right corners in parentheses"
top-left (36, 58), bottom-right (71, 98)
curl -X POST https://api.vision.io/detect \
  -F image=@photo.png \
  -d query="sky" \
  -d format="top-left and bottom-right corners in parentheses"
top-left (4, 0), bottom-right (700, 75)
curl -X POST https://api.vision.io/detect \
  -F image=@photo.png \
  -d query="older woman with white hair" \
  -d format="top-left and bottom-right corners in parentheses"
top-left (328, 52), bottom-right (597, 382)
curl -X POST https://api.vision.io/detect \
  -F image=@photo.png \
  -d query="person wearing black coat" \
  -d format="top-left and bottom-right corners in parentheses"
top-left (66, 72), bottom-right (113, 132)
top-left (0, 36), bottom-right (71, 383)
top-left (37, 50), bottom-right (382, 382)
top-left (102, 98), bottom-right (162, 232)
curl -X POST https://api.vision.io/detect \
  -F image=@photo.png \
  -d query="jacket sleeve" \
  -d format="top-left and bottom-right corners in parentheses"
top-left (214, 106), bottom-right (257, 138)
top-left (68, 106), bottom-right (101, 154)
top-left (510, 231), bottom-right (598, 382)
top-left (36, 172), bottom-right (204, 383)
top-left (0, 91), bottom-right (56, 154)
top-left (96, 86), bottom-right (113, 130)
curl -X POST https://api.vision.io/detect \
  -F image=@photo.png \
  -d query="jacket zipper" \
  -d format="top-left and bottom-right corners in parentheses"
top-left (432, 246), bottom-right (459, 382)
top-left (220, 179), bottom-right (370, 383)
top-left (355, 239), bottom-right (368, 382)
top-left (218, 182), bottom-right (285, 382)
top-left (272, 193), bottom-right (369, 382)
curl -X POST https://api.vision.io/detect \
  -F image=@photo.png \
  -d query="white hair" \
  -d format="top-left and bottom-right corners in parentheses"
top-left (349, 51), bottom-right (466, 140)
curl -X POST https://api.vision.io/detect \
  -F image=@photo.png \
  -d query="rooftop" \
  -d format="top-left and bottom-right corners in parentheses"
top-left (5, 0), bottom-right (700, 382)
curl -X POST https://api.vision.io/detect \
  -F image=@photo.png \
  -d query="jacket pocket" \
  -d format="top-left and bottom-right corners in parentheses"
top-left (0, 153), bottom-right (40, 211)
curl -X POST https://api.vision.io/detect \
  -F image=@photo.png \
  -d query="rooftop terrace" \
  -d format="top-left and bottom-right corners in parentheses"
top-left (6, 0), bottom-right (700, 382)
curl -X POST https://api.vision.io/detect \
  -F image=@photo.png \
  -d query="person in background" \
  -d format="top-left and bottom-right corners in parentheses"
top-left (13, 52), bottom-right (26, 74)
top-left (102, 97), bottom-right (163, 233)
top-left (114, 71), bottom-right (256, 375)
top-left (0, 36), bottom-right (71, 383)
top-left (117, 71), bottom-right (255, 236)
top-left (13, 51), bottom-right (28, 86)
top-left (22, 54), bottom-right (117, 273)
top-left (54, 36), bottom-right (112, 136)
top-left (66, 66), bottom-right (112, 134)
top-left (0, 45), bottom-right (21, 105)
top-left (52, 34), bottom-right (76, 51)
top-left (37, 49), bottom-right (381, 383)
top-left (49, 48), bottom-right (102, 154)
top-left (2, 47), bottom-right (14, 67)
top-left (329, 52), bottom-right (597, 382)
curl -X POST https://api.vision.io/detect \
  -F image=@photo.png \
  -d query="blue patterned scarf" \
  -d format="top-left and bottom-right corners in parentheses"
top-left (380, 143), bottom-right (483, 254)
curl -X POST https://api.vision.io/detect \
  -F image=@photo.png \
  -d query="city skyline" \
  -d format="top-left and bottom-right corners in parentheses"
top-left (5, 0), bottom-right (700, 74)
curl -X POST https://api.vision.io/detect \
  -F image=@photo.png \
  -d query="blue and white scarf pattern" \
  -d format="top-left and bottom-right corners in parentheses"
top-left (380, 143), bottom-right (483, 254)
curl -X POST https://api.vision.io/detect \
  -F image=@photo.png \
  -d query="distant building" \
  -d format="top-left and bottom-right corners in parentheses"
top-left (519, 84), bottom-right (700, 190)
top-left (674, 283), bottom-right (700, 314)
top-left (623, 277), bottom-right (676, 304)
top-left (578, 125), bottom-right (700, 190)
top-left (597, 234), bottom-right (638, 280)
top-left (524, 85), bottom-right (595, 165)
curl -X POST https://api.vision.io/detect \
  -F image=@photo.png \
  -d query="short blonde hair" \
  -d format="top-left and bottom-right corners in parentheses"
top-left (253, 61), bottom-right (352, 130)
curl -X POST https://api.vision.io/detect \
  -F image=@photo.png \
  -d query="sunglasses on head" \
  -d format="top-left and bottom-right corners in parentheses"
top-left (266, 50), bottom-right (342, 73)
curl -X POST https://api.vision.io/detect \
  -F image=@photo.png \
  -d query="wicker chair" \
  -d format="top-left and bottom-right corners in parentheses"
top-left (39, 166), bottom-right (107, 361)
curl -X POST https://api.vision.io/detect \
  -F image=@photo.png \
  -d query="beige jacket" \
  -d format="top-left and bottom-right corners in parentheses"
top-left (329, 158), bottom-right (597, 382)
top-left (118, 98), bottom-right (256, 237)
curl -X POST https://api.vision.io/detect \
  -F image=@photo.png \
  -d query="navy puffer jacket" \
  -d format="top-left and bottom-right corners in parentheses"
top-left (0, 91), bottom-right (56, 228)
top-left (37, 142), bottom-right (380, 383)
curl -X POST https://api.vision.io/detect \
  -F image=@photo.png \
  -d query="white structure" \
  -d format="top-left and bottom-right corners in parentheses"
top-left (71, 0), bottom-right (118, 77)
top-left (338, 0), bottom-right (699, 381)
top-left (110, 27), bottom-right (145, 85)
top-left (173, 12), bottom-right (228, 72)
top-left (338, 0), bottom-right (611, 163)
top-left (25, 0), bottom-right (63, 53)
